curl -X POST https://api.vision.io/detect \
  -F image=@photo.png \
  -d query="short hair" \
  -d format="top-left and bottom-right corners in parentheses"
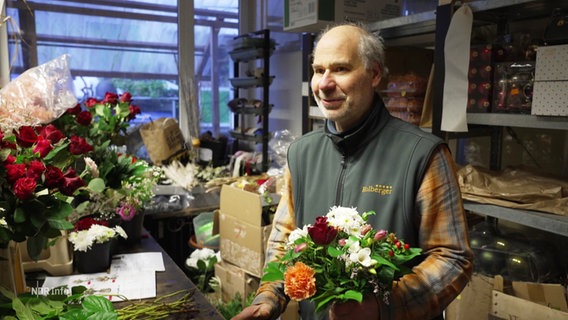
top-left (313, 21), bottom-right (387, 75)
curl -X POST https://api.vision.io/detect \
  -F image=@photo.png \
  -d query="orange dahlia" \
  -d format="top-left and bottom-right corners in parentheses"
top-left (283, 261), bottom-right (317, 301)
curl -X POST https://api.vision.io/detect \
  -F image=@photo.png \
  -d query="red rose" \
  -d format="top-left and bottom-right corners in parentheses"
top-left (76, 110), bottom-right (93, 126)
top-left (5, 163), bottom-right (27, 183)
top-left (3, 155), bottom-right (16, 164)
top-left (120, 92), bottom-right (132, 103)
top-left (26, 160), bottom-right (46, 181)
top-left (33, 136), bottom-right (53, 158)
top-left (128, 104), bottom-right (141, 120)
top-left (13, 177), bottom-right (37, 200)
top-left (308, 216), bottom-right (338, 245)
top-left (69, 135), bottom-right (93, 155)
top-left (44, 165), bottom-right (64, 188)
top-left (66, 103), bottom-right (82, 115)
top-left (38, 124), bottom-right (64, 144)
top-left (103, 92), bottom-right (119, 104)
top-left (84, 97), bottom-right (98, 109)
top-left (59, 167), bottom-right (85, 195)
top-left (15, 126), bottom-right (38, 147)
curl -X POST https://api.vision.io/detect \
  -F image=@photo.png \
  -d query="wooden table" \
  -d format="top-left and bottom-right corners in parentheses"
top-left (115, 235), bottom-right (225, 320)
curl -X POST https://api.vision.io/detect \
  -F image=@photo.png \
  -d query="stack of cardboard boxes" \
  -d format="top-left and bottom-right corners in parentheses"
top-left (215, 184), bottom-right (298, 319)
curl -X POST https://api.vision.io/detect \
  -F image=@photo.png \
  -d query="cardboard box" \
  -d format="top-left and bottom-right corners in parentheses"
top-left (532, 44), bottom-right (568, 116)
top-left (284, 0), bottom-right (401, 33)
top-left (218, 184), bottom-right (279, 277)
top-left (490, 276), bottom-right (568, 319)
top-left (214, 261), bottom-right (260, 304)
top-left (445, 274), bottom-right (568, 320)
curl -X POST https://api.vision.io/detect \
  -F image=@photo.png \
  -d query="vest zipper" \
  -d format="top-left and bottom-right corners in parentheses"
top-left (335, 154), bottom-right (348, 204)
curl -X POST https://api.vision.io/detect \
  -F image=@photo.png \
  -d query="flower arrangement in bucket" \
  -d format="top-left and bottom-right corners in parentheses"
top-left (68, 217), bottom-right (126, 273)
top-left (262, 206), bottom-right (422, 313)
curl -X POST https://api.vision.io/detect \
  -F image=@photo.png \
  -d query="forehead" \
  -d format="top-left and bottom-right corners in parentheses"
top-left (313, 27), bottom-right (361, 65)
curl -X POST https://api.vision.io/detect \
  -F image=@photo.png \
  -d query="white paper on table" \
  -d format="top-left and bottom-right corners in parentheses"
top-left (42, 270), bottom-right (156, 301)
top-left (441, 4), bottom-right (473, 132)
top-left (110, 252), bottom-right (165, 272)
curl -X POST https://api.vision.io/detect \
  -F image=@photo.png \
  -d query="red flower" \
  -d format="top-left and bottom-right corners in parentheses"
top-left (38, 124), bottom-right (64, 144)
top-left (76, 110), bottom-right (93, 126)
top-left (66, 103), bottom-right (82, 115)
top-left (5, 163), bottom-right (27, 183)
top-left (128, 104), bottom-right (141, 120)
top-left (74, 217), bottom-right (108, 231)
top-left (4, 155), bottom-right (16, 164)
top-left (33, 136), bottom-right (53, 158)
top-left (26, 160), bottom-right (46, 181)
top-left (69, 135), bottom-right (93, 155)
top-left (103, 92), bottom-right (119, 104)
top-left (13, 177), bottom-right (37, 200)
top-left (15, 126), bottom-right (38, 147)
top-left (84, 97), bottom-right (98, 108)
top-left (120, 92), bottom-right (132, 103)
top-left (59, 167), bottom-right (85, 196)
top-left (44, 165), bottom-right (64, 188)
top-left (308, 216), bottom-right (338, 245)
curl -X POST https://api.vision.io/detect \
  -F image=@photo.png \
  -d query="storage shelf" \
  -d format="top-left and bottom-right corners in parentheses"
top-left (467, 113), bottom-right (568, 130)
top-left (464, 202), bottom-right (568, 237)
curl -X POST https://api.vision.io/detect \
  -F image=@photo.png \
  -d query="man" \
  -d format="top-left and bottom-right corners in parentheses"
top-left (233, 22), bottom-right (473, 320)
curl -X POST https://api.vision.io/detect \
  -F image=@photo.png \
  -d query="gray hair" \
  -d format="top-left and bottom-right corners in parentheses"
top-left (313, 22), bottom-right (387, 76)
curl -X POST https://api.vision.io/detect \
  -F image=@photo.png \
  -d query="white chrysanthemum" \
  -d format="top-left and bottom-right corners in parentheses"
top-left (287, 225), bottom-right (310, 247)
top-left (114, 226), bottom-right (128, 239)
top-left (0, 217), bottom-right (7, 226)
top-left (186, 248), bottom-right (220, 269)
top-left (326, 206), bottom-right (365, 237)
top-left (69, 231), bottom-right (93, 252)
top-left (349, 247), bottom-right (375, 267)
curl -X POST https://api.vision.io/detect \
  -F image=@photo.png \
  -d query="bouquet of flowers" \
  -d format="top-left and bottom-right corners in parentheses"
top-left (0, 124), bottom-right (92, 259)
top-left (262, 206), bottom-right (422, 313)
top-left (68, 217), bottom-right (127, 252)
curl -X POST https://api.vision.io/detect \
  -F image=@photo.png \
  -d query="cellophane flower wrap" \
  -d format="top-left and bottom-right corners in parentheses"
top-left (262, 206), bottom-right (422, 313)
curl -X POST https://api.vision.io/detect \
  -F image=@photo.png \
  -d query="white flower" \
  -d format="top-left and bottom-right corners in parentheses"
top-left (186, 248), bottom-right (220, 269)
top-left (84, 157), bottom-right (99, 178)
top-left (287, 225), bottom-right (310, 248)
top-left (0, 217), bottom-right (7, 226)
top-left (326, 206), bottom-right (365, 237)
top-left (68, 224), bottom-right (127, 252)
top-left (349, 247), bottom-right (375, 267)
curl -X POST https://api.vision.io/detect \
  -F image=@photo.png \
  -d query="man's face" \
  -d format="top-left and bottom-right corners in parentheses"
top-left (311, 26), bottom-right (381, 132)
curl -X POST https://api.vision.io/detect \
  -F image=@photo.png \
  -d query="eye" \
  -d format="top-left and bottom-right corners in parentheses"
top-left (335, 66), bottom-right (349, 73)
top-left (312, 66), bottom-right (324, 75)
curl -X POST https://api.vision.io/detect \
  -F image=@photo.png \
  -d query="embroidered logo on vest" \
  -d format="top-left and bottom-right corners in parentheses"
top-left (361, 184), bottom-right (392, 195)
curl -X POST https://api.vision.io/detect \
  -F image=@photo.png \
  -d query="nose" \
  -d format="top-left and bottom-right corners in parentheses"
top-left (317, 70), bottom-right (335, 91)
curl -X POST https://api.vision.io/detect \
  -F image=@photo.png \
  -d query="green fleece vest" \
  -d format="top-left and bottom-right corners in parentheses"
top-left (288, 97), bottom-right (443, 246)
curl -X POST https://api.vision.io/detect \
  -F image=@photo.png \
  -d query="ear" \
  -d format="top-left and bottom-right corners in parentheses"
top-left (370, 63), bottom-right (382, 88)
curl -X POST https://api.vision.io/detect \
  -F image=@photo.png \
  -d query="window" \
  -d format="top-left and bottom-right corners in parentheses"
top-left (4, 0), bottom-right (238, 139)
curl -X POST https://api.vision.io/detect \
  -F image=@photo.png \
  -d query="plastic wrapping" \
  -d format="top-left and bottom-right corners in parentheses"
top-left (268, 129), bottom-right (297, 169)
top-left (0, 54), bottom-right (77, 131)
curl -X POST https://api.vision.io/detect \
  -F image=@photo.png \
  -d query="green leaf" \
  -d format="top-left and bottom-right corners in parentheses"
top-left (340, 290), bottom-right (362, 303)
top-left (46, 201), bottom-right (73, 220)
top-left (82, 295), bottom-right (115, 313)
top-left (12, 297), bottom-right (36, 320)
top-left (14, 207), bottom-right (26, 223)
top-left (261, 262), bottom-right (284, 282)
top-left (87, 178), bottom-right (106, 193)
top-left (27, 234), bottom-right (48, 261)
top-left (327, 245), bottom-right (343, 258)
top-left (47, 218), bottom-right (74, 230)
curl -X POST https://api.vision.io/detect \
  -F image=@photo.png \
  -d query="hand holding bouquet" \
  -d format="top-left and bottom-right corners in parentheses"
top-left (262, 206), bottom-right (422, 313)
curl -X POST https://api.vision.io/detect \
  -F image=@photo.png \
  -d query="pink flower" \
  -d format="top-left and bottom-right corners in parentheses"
top-left (116, 203), bottom-right (137, 221)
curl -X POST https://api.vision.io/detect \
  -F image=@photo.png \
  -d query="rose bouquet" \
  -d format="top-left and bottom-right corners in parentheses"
top-left (0, 124), bottom-right (92, 259)
top-left (262, 206), bottom-right (422, 313)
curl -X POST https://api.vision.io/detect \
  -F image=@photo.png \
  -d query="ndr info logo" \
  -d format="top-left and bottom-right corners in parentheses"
top-left (30, 286), bottom-right (71, 296)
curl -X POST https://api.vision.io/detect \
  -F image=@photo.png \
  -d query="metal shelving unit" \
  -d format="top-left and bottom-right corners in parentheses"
top-left (369, 0), bottom-right (568, 235)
